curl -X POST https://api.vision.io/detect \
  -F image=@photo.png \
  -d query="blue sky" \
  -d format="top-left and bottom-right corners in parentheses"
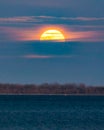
top-left (0, 0), bottom-right (104, 17)
top-left (0, 0), bottom-right (104, 85)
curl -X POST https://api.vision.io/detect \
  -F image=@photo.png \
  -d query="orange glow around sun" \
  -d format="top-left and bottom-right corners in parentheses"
top-left (5, 25), bottom-right (98, 42)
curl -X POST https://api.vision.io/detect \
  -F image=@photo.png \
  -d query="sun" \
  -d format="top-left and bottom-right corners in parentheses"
top-left (40, 29), bottom-right (65, 42)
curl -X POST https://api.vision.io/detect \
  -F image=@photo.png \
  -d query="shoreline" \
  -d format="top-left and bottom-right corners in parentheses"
top-left (0, 94), bottom-right (104, 96)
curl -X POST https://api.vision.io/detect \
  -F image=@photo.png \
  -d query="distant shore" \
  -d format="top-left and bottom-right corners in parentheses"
top-left (0, 83), bottom-right (104, 95)
top-left (0, 93), bottom-right (104, 96)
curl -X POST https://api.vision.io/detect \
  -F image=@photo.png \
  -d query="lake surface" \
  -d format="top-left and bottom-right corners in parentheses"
top-left (0, 95), bottom-right (104, 130)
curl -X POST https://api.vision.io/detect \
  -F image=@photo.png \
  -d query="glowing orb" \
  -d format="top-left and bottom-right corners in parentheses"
top-left (40, 30), bottom-right (65, 42)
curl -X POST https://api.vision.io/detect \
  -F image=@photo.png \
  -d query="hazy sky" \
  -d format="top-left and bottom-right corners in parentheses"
top-left (0, 0), bottom-right (104, 85)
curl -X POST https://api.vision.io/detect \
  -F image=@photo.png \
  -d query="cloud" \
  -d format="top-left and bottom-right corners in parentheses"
top-left (23, 54), bottom-right (73, 59)
top-left (67, 31), bottom-right (104, 42)
top-left (61, 17), bottom-right (104, 21)
top-left (23, 55), bottom-right (51, 59)
top-left (0, 25), bottom-right (104, 42)
top-left (0, 16), bottom-right (104, 25)
top-left (0, 16), bottom-right (42, 24)
top-left (0, 26), bottom-right (38, 42)
top-left (0, 16), bottom-right (104, 42)
top-left (0, 54), bottom-right (74, 59)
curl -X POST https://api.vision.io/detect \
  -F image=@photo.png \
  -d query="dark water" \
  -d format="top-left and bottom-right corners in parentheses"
top-left (0, 95), bottom-right (104, 130)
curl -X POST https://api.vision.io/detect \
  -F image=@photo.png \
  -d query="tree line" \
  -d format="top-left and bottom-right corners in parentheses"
top-left (0, 83), bottom-right (104, 94)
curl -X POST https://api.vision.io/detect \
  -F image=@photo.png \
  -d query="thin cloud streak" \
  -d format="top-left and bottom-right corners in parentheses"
top-left (23, 54), bottom-right (73, 59)
top-left (61, 17), bottom-right (104, 21)
top-left (0, 16), bottom-right (104, 25)
top-left (0, 55), bottom-right (74, 59)
top-left (23, 55), bottom-right (51, 59)
top-left (0, 16), bottom-right (42, 23)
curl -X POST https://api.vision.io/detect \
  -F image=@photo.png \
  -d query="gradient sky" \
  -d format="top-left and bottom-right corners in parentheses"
top-left (0, 0), bottom-right (104, 85)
